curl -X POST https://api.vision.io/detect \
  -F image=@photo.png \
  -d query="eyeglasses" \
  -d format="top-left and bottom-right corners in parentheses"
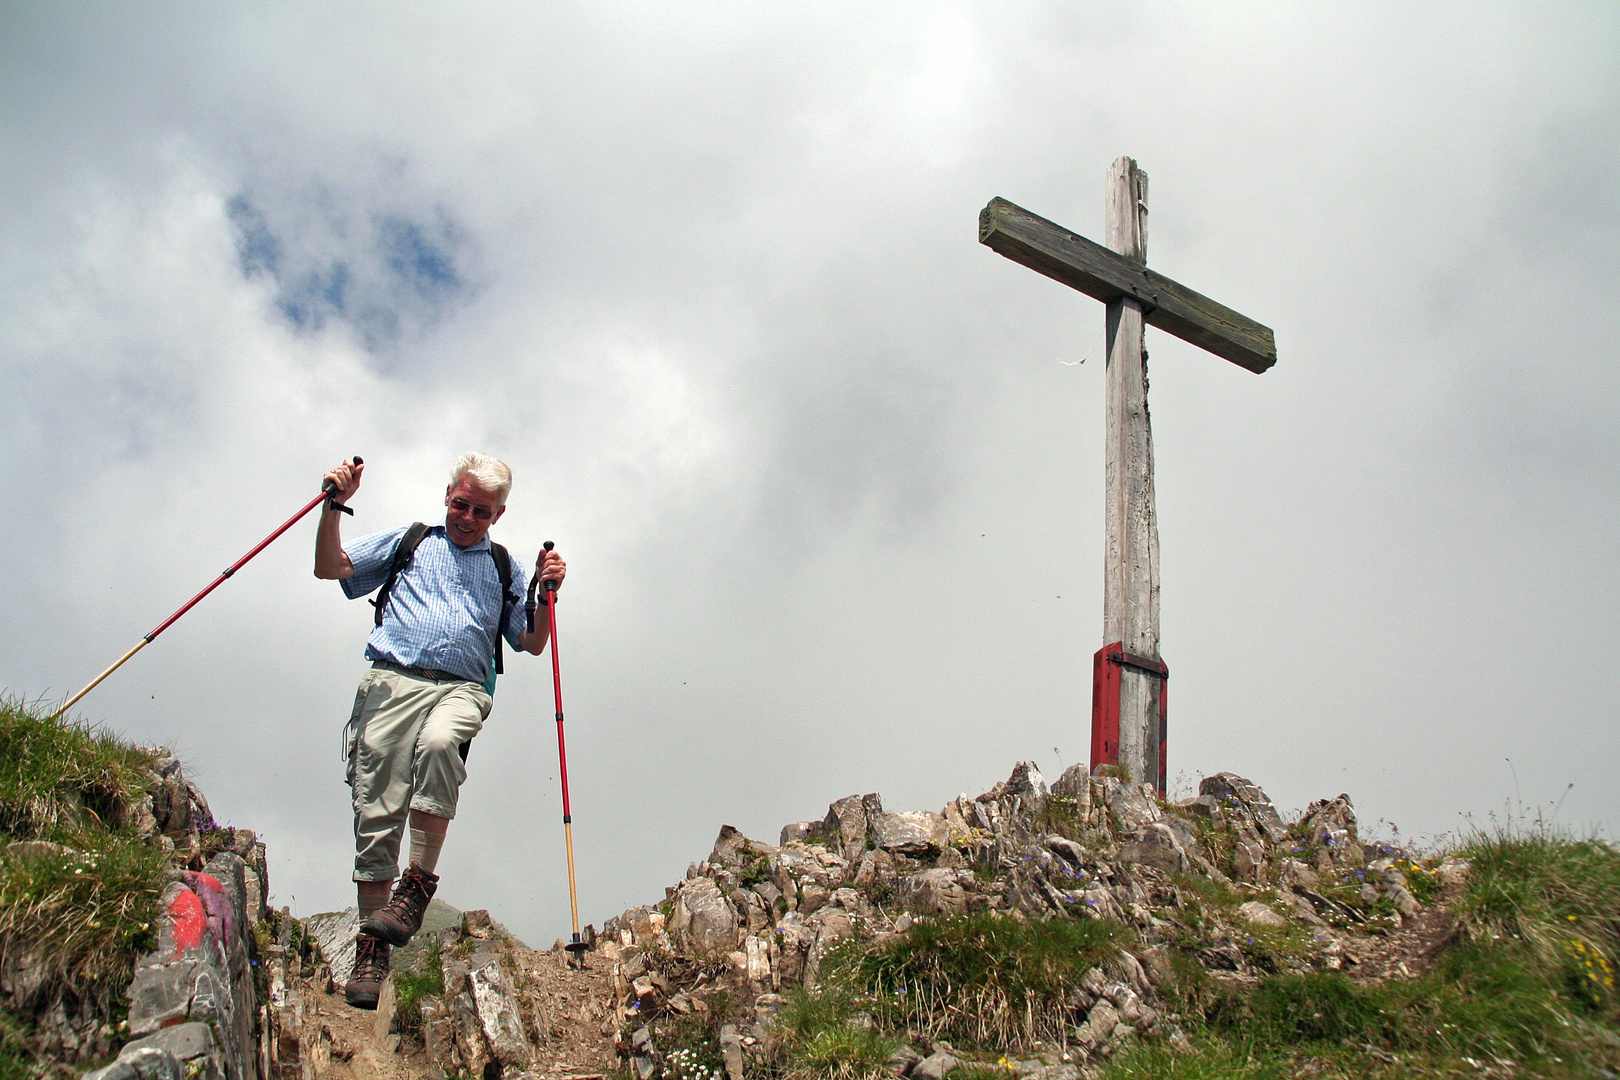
top-left (449, 497), bottom-right (495, 521)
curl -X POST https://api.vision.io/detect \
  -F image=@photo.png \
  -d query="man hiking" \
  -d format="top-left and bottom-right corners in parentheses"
top-left (315, 452), bottom-right (565, 1009)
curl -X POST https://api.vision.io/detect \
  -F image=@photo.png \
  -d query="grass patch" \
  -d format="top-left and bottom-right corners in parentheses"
top-left (1098, 1038), bottom-right (1288, 1080)
top-left (0, 696), bottom-right (155, 841)
top-left (391, 936), bottom-right (444, 1038)
top-left (771, 984), bottom-right (899, 1080)
top-left (856, 912), bottom-right (1128, 1049)
top-left (1242, 973), bottom-right (1393, 1045)
top-left (1031, 795), bottom-right (1087, 841)
top-left (0, 835), bottom-right (165, 995)
top-left (780, 1024), bottom-right (896, 1080)
top-left (1455, 826), bottom-right (1620, 1011)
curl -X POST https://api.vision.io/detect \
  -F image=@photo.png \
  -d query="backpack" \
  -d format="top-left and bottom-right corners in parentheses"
top-left (369, 522), bottom-right (520, 679)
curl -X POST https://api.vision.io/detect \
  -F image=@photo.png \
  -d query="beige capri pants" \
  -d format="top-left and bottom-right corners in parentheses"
top-left (345, 662), bottom-right (492, 882)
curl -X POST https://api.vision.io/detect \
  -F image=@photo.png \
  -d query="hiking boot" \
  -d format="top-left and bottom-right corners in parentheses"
top-left (360, 863), bottom-right (439, 946)
top-left (344, 934), bottom-right (391, 1010)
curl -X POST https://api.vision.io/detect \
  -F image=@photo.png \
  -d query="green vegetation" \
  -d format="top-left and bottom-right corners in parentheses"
top-left (391, 936), bottom-right (445, 1038)
top-left (0, 696), bottom-right (156, 839)
top-left (770, 971), bottom-right (900, 1080)
top-left (650, 1010), bottom-right (728, 1080)
top-left (0, 696), bottom-right (168, 1076)
top-left (857, 912), bottom-right (1129, 1047)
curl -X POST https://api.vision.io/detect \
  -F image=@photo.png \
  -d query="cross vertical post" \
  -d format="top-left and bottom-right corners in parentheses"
top-left (1102, 156), bottom-right (1164, 792)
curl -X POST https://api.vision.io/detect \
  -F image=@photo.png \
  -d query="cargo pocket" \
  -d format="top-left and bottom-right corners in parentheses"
top-left (342, 672), bottom-right (377, 789)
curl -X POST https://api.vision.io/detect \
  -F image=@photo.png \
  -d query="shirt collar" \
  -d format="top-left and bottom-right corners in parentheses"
top-left (430, 522), bottom-right (492, 553)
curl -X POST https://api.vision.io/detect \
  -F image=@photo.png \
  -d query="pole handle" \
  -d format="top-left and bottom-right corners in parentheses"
top-left (525, 539), bottom-right (555, 630)
top-left (322, 456), bottom-right (364, 515)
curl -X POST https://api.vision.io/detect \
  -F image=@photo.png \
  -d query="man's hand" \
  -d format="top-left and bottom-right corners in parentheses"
top-left (314, 459), bottom-right (364, 579)
top-left (537, 547), bottom-right (566, 592)
top-left (521, 546), bottom-right (566, 655)
top-left (324, 459), bottom-right (364, 506)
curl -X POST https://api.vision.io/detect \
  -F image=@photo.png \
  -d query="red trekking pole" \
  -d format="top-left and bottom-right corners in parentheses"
top-left (528, 540), bottom-right (588, 967)
top-left (53, 457), bottom-right (362, 719)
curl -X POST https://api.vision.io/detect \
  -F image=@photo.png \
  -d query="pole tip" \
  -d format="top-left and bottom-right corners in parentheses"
top-left (543, 540), bottom-right (554, 551)
top-left (352, 455), bottom-right (363, 465)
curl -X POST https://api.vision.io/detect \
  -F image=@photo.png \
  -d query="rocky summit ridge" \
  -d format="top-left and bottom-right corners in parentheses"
top-left (591, 760), bottom-right (1461, 1080)
top-left (8, 732), bottom-right (1476, 1080)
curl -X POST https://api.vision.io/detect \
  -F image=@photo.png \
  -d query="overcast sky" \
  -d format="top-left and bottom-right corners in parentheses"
top-left (2, 3), bottom-right (1615, 944)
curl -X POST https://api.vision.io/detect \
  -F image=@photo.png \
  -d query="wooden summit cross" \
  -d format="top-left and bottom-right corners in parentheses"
top-left (979, 157), bottom-right (1277, 795)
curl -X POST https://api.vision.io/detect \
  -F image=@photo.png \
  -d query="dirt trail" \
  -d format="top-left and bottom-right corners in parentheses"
top-left (280, 942), bottom-right (619, 1080)
top-left (1342, 877), bottom-right (1468, 983)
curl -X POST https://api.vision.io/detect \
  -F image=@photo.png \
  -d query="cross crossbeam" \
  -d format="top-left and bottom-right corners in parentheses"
top-left (979, 196), bottom-right (1277, 374)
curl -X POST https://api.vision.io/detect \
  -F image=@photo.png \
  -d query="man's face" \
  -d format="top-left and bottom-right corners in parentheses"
top-left (443, 477), bottom-right (505, 547)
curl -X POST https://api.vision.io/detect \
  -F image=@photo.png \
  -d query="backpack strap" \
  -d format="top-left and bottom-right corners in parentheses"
top-left (370, 522), bottom-right (430, 627)
top-left (488, 541), bottom-right (516, 676)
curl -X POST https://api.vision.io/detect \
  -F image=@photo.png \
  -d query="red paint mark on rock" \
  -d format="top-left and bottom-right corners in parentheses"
top-left (169, 887), bottom-right (207, 958)
top-left (184, 871), bottom-right (234, 945)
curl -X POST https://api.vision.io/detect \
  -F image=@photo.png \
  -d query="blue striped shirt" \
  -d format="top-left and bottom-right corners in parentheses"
top-left (340, 523), bottom-right (530, 684)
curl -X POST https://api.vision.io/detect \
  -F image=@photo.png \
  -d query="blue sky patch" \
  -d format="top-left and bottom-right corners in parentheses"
top-left (226, 183), bottom-right (477, 355)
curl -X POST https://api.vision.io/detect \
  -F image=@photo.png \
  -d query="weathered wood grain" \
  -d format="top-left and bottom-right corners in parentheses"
top-left (979, 195), bottom-right (1277, 373)
top-left (1102, 156), bottom-right (1162, 790)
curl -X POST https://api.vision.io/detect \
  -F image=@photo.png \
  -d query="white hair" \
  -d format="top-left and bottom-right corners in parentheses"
top-left (449, 452), bottom-right (513, 503)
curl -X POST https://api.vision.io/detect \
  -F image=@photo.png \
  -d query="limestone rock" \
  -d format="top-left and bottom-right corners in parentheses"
top-left (718, 1023), bottom-right (745, 1080)
top-left (875, 811), bottom-right (947, 856)
top-left (798, 882), bottom-right (831, 915)
top-left (894, 868), bottom-right (971, 915)
top-left (823, 793), bottom-right (884, 862)
top-left (469, 953), bottom-right (533, 1066)
top-left (303, 908), bottom-right (361, 987)
top-left (1200, 773), bottom-right (1288, 844)
top-left (1237, 901), bottom-right (1289, 928)
top-left (1278, 858), bottom-right (1320, 888)
top-left (1102, 779), bottom-right (1161, 834)
top-left (1369, 858), bottom-right (1422, 917)
top-left (940, 797), bottom-right (975, 845)
top-left (670, 878), bottom-right (740, 958)
top-left (111, 854), bottom-right (256, 1080)
top-left (1045, 834), bottom-right (1087, 866)
top-left (1119, 823), bottom-right (1192, 875)
top-left (852, 848), bottom-right (897, 892)
top-left (1074, 999), bottom-right (1119, 1046)
top-left (1300, 794), bottom-right (1361, 868)
top-left (85, 1023), bottom-right (221, 1080)
top-left (1004, 761), bottom-right (1048, 798)
top-left (1049, 764), bottom-right (1089, 798)
top-left (912, 1050), bottom-right (963, 1080)
top-left (779, 821), bottom-right (824, 846)
top-left (82, 1045), bottom-right (189, 1080)
top-left (803, 909), bottom-right (853, 987)
top-left (887, 1043), bottom-right (923, 1076)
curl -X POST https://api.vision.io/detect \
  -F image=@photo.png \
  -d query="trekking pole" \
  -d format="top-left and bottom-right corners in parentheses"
top-left (53, 457), bottom-right (363, 719)
top-left (527, 540), bottom-right (588, 968)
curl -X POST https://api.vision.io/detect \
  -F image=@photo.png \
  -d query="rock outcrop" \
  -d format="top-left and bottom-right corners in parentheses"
top-left (83, 761), bottom-right (273, 1080)
top-left (594, 761), bottom-right (1457, 1074)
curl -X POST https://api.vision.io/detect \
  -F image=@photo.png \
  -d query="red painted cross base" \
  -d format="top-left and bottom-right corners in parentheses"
top-left (1089, 642), bottom-right (1169, 796)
